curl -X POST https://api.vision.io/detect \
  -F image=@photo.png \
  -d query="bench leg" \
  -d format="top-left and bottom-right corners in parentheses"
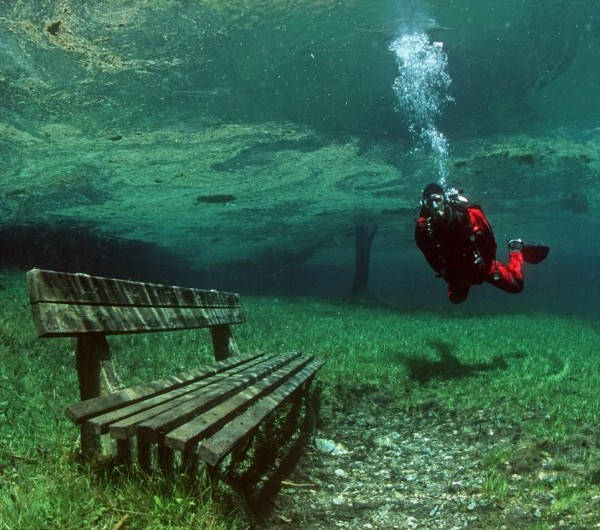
top-left (210, 325), bottom-right (240, 361)
top-left (75, 336), bottom-right (124, 458)
top-left (157, 444), bottom-right (174, 475)
top-left (80, 423), bottom-right (102, 457)
top-left (182, 446), bottom-right (197, 477)
top-left (116, 439), bottom-right (132, 467)
top-left (75, 335), bottom-right (124, 399)
top-left (237, 388), bottom-right (318, 509)
top-left (282, 389), bottom-right (304, 432)
top-left (137, 438), bottom-right (152, 473)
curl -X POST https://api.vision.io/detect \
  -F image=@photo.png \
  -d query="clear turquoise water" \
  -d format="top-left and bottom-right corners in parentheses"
top-left (1, 1), bottom-right (599, 316)
top-left (3, 1), bottom-right (598, 134)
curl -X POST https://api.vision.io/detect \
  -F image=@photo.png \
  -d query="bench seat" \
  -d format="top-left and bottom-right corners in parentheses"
top-left (71, 350), bottom-right (323, 467)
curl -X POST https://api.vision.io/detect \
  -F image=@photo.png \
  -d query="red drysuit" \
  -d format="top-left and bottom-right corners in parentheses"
top-left (415, 203), bottom-right (523, 304)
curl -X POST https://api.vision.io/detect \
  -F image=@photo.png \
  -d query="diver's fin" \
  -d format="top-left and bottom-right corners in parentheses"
top-left (522, 244), bottom-right (549, 265)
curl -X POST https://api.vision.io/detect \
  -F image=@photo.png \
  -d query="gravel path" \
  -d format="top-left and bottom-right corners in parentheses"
top-left (256, 401), bottom-right (600, 529)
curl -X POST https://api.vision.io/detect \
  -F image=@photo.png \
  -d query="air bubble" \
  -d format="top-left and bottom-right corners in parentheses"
top-left (389, 32), bottom-right (454, 183)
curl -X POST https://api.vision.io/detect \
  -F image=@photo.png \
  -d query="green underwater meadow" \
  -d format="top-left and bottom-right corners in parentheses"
top-left (1, 269), bottom-right (600, 528)
top-left (2, 0), bottom-right (600, 528)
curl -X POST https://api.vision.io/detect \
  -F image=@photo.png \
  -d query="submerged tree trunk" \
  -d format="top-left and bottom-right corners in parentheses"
top-left (350, 222), bottom-right (378, 295)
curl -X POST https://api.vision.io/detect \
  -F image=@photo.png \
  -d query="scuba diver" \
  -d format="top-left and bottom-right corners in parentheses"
top-left (415, 182), bottom-right (549, 304)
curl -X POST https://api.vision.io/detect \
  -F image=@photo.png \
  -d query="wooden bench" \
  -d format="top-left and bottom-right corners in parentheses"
top-left (26, 268), bottom-right (324, 471)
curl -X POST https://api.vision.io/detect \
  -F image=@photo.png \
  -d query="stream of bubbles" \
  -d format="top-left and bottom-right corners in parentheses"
top-left (389, 32), bottom-right (453, 187)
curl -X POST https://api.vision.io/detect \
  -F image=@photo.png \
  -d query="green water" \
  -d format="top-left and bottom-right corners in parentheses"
top-left (1, 0), bottom-right (599, 314)
top-left (2, 4), bottom-right (600, 526)
top-left (3, 1), bottom-right (598, 133)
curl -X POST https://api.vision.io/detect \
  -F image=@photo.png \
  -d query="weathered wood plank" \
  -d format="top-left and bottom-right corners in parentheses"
top-left (90, 370), bottom-right (232, 435)
top-left (131, 352), bottom-right (306, 442)
top-left (165, 355), bottom-right (314, 452)
top-left (94, 352), bottom-right (299, 436)
top-left (66, 351), bottom-right (264, 423)
top-left (27, 269), bottom-right (241, 308)
top-left (211, 325), bottom-right (240, 361)
top-left (197, 359), bottom-right (325, 466)
top-left (30, 302), bottom-right (245, 337)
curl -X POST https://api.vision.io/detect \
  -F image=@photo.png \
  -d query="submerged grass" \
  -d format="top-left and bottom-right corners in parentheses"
top-left (1, 268), bottom-right (599, 528)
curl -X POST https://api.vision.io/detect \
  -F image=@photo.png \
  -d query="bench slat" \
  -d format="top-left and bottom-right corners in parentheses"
top-left (101, 352), bottom-right (300, 439)
top-left (165, 356), bottom-right (315, 452)
top-left (27, 269), bottom-right (241, 308)
top-left (31, 302), bottom-right (245, 337)
top-left (66, 352), bottom-right (263, 423)
top-left (197, 358), bottom-right (325, 466)
top-left (89, 353), bottom-right (290, 435)
top-left (135, 353), bottom-right (312, 444)
top-left (107, 352), bottom-right (300, 440)
top-left (27, 269), bottom-right (246, 338)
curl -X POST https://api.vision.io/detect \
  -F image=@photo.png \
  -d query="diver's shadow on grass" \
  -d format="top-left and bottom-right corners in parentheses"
top-left (400, 340), bottom-right (509, 384)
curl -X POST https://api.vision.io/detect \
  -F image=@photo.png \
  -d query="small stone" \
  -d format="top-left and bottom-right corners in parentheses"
top-left (448, 481), bottom-right (463, 493)
top-left (467, 501), bottom-right (477, 511)
top-left (332, 495), bottom-right (345, 505)
top-left (334, 468), bottom-right (346, 477)
top-left (406, 516), bottom-right (418, 528)
top-left (315, 438), bottom-right (336, 453)
top-left (332, 443), bottom-right (350, 455)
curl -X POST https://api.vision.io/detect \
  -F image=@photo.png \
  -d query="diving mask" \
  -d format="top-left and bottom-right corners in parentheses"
top-left (423, 193), bottom-right (444, 209)
top-left (423, 194), bottom-right (447, 216)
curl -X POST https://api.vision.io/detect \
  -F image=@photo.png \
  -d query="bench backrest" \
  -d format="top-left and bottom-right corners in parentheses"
top-left (27, 269), bottom-right (245, 337)
top-left (27, 269), bottom-right (248, 403)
